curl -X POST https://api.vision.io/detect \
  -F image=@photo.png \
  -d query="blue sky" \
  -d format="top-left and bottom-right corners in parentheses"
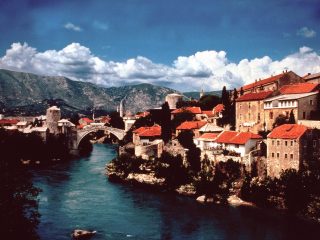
top-left (0, 0), bottom-right (320, 91)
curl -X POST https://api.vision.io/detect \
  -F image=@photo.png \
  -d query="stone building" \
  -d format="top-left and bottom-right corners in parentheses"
top-left (165, 93), bottom-right (183, 109)
top-left (236, 91), bottom-right (273, 133)
top-left (176, 121), bottom-right (207, 138)
top-left (263, 91), bottom-right (318, 131)
top-left (46, 106), bottom-right (61, 134)
top-left (267, 123), bottom-right (320, 178)
top-left (240, 70), bottom-right (303, 94)
top-left (171, 106), bottom-right (202, 120)
top-left (304, 72), bottom-right (320, 84)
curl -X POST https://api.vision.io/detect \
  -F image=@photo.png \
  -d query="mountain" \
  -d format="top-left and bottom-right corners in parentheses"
top-left (0, 69), bottom-right (178, 116)
top-left (183, 91), bottom-right (222, 100)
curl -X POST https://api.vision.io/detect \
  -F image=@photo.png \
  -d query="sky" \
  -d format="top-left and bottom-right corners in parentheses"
top-left (0, 0), bottom-right (320, 91)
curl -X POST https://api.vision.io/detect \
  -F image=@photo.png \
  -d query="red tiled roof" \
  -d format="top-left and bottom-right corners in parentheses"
top-left (0, 119), bottom-right (19, 125)
top-left (242, 73), bottom-right (285, 91)
top-left (135, 111), bottom-right (150, 118)
top-left (198, 133), bottom-right (218, 140)
top-left (133, 125), bottom-right (161, 137)
top-left (202, 110), bottom-right (214, 117)
top-left (236, 91), bottom-right (273, 102)
top-left (279, 83), bottom-right (318, 94)
top-left (213, 104), bottom-right (224, 113)
top-left (268, 124), bottom-right (308, 139)
top-left (176, 121), bottom-right (206, 130)
top-left (80, 117), bottom-right (93, 123)
top-left (172, 107), bottom-right (202, 114)
top-left (215, 131), bottom-right (262, 145)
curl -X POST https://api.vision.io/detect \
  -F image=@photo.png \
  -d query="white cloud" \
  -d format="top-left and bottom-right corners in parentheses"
top-left (297, 27), bottom-right (316, 38)
top-left (1, 42), bottom-right (320, 91)
top-left (64, 22), bottom-right (82, 32)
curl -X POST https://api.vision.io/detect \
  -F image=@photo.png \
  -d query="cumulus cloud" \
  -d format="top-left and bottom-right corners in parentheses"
top-left (1, 42), bottom-right (320, 91)
top-left (297, 27), bottom-right (316, 38)
top-left (64, 22), bottom-right (82, 32)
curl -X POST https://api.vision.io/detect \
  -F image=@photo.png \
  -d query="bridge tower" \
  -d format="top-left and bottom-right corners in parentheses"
top-left (46, 106), bottom-right (61, 134)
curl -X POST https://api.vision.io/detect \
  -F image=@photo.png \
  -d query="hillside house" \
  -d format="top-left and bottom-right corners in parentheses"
top-left (171, 107), bottom-right (202, 120)
top-left (176, 121), bottom-right (207, 138)
top-left (236, 91), bottom-right (273, 133)
top-left (266, 124), bottom-right (320, 178)
top-left (304, 72), bottom-right (320, 84)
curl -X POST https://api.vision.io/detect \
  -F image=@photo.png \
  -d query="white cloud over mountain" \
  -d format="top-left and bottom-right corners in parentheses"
top-left (1, 42), bottom-right (320, 91)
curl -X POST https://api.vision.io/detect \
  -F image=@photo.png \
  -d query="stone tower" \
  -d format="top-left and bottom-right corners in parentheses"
top-left (119, 98), bottom-right (125, 118)
top-left (46, 106), bottom-right (61, 134)
top-left (165, 93), bottom-right (183, 109)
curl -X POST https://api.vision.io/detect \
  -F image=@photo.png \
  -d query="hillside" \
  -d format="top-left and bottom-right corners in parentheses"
top-left (0, 69), bottom-right (178, 116)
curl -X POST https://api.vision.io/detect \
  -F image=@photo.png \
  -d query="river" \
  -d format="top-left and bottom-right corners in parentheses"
top-left (33, 144), bottom-right (319, 240)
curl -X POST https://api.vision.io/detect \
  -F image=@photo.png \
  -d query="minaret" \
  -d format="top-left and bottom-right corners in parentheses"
top-left (200, 88), bottom-right (204, 99)
top-left (119, 98), bottom-right (125, 118)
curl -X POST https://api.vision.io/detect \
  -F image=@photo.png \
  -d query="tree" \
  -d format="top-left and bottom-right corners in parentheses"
top-left (273, 114), bottom-right (287, 128)
top-left (109, 111), bottom-right (125, 129)
top-left (171, 110), bottom-right (194, 130)
top-left (160, 102), bottom-right (171, 143)
top-left (288, 110), bottom-right (295, 124)
top-left (220, 86), bottom-right (232, 126)
top-left (240, 87), bottom-right (244, 96)
top-left (199, 95), bottom-right (221, 110)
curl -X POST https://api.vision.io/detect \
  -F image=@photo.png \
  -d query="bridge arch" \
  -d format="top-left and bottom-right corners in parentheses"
top-left (76, 126), bottom-right (125, 149)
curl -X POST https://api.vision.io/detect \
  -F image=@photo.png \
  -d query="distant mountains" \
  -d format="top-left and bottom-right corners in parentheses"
top-left (0, 69), bottom-right (220, 116)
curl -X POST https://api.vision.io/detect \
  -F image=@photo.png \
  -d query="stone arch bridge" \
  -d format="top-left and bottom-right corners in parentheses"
top-left (70, 125), bottom-right (126, 150)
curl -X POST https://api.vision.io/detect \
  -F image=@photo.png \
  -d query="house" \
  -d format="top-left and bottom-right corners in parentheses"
top-left (58, 119), bottom-right (76, 134)
top-left (212, 131), bottom-right (262, 157)
top-left (133, 125), bottom-right (162, 145)
top-left (199, 122), bottom-right (224, 134)
top-left (266, 124), bottom-right (320, 178)
top-left (132, 125), bottom-right (163, 160)
top-left (240, 70), bottom-right (303, 94)
top-left (176, 121), bottom-right (207, 138)
top-left (16, 121), bottom-right (28, 131)
top-left (263, 91), bottom-right (319, 131)
top-left (236, 91), bottom-right (273, 133)
top-left (171, 107), bottom-right (202, 120)
top-left (79, 117), bottom-right (93, 126)
top-left (0, 119), bottom-right (19, 127)
top-left (201, 104), bottom-right (225, 124)
top-left (303, 72), bottom-right (320, 84)
top-left (194, 133), bottom-right (218, 151)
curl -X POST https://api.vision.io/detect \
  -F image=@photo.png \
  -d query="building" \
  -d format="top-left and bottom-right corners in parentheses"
top-left (46, 106), bottom-right (61, 134)
top-left (194, 133), bottom-right (218, 151)
top-left (236, 91), bottom-right (273, 133)
top-left (263, 91), bottom-right (319, 131)
top-left (213, 131), bottom-right (262, 157)
top-left (58, 119), bottom-right (76, 134)
top-left (240, 71), bottom-right (303, 94)
top-left (165, 93), bottom-right (183, 109)
top-left (176, 121), bottom-right (207, 138)
top-left (303, 72), bottom-right (320, 84)
top-left (171, 107), bottom-right (202, 120)
top-left (199, 122), bottom-right (224, 134)
top-left (16, 121), bottom-right (28, 131)
top-left (266, 124), bottom-right (319, 178)
top-left (133, 125), bottom-right (162, 145)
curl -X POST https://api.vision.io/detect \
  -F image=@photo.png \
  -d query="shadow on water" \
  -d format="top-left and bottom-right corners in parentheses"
top-left (33, 144), bottom-right (320, 240)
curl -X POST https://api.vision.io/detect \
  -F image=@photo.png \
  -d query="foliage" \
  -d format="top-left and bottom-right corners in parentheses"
top-left (199, 95), bottom-right (221, 110)
top-left (109, 111), bottom-right (125, 129)
top-left (171, 110), bottom-right (194, 130)
top-left (112, 153), bottom-right (144, 176)
top-left (272, 114), bottom-right (287, 128)
top-left (177, 131), bottom-right (195, 149)
top-left (160, 102), bottom-right (171, 143)
top-left (154, 152), bottom-right (189, 189)
top-left (0, 129), bottom-right (41, 239)
top-left (288, 110), bottom-right (295, 124)
top-left (176, 100), bottom-right (200, 108)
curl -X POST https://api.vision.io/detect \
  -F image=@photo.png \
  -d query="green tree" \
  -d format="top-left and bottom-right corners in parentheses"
top-left (288, 110), bottom-right (295, 124)
top-left (109, 111), bottom-right (125, 129)
top-left (199, 95), bottom-right (221, 110)
top-left (160, 102), bottom-right (171, 143)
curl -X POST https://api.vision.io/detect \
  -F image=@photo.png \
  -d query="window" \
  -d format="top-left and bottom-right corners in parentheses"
top-left (249, 103), bottom-right (251, 109)
top-left (239, 104), bottom-right (242, 109)
top-left (285, 154), bottom-right (288, 159)
top-left (258, 113), bottom-right (260, 121)
top-left (235, 144), bottom-right (239, 148)
top-left (291, 141), bottom-right (294, 146)
top-left (310, 100), bottom-right (313, 105)
top-left (277, 153), bottom-right (280, 158)
top-left (269, 112), bottom-right (273, 120)
top-left (286, 111), bottom-right (289, 118)
top-left (272, 140), bottom-right (275, 145)
top-left (277, 140), bottom-right (280, 146)
top-left (285, 141), bottom-right (288, 146)
top-left (313, 140), bottom-right (317, 147)
top-left (272, 153), bottom-right (275, 158)
top-left (303, 112), bottom-right (306, 119)
top-left (290, 154), bottom-right (293, 159)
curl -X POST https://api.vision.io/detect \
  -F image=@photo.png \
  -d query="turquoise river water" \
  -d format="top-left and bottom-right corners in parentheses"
top-left (33, 144), bottom-right (320, 240)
